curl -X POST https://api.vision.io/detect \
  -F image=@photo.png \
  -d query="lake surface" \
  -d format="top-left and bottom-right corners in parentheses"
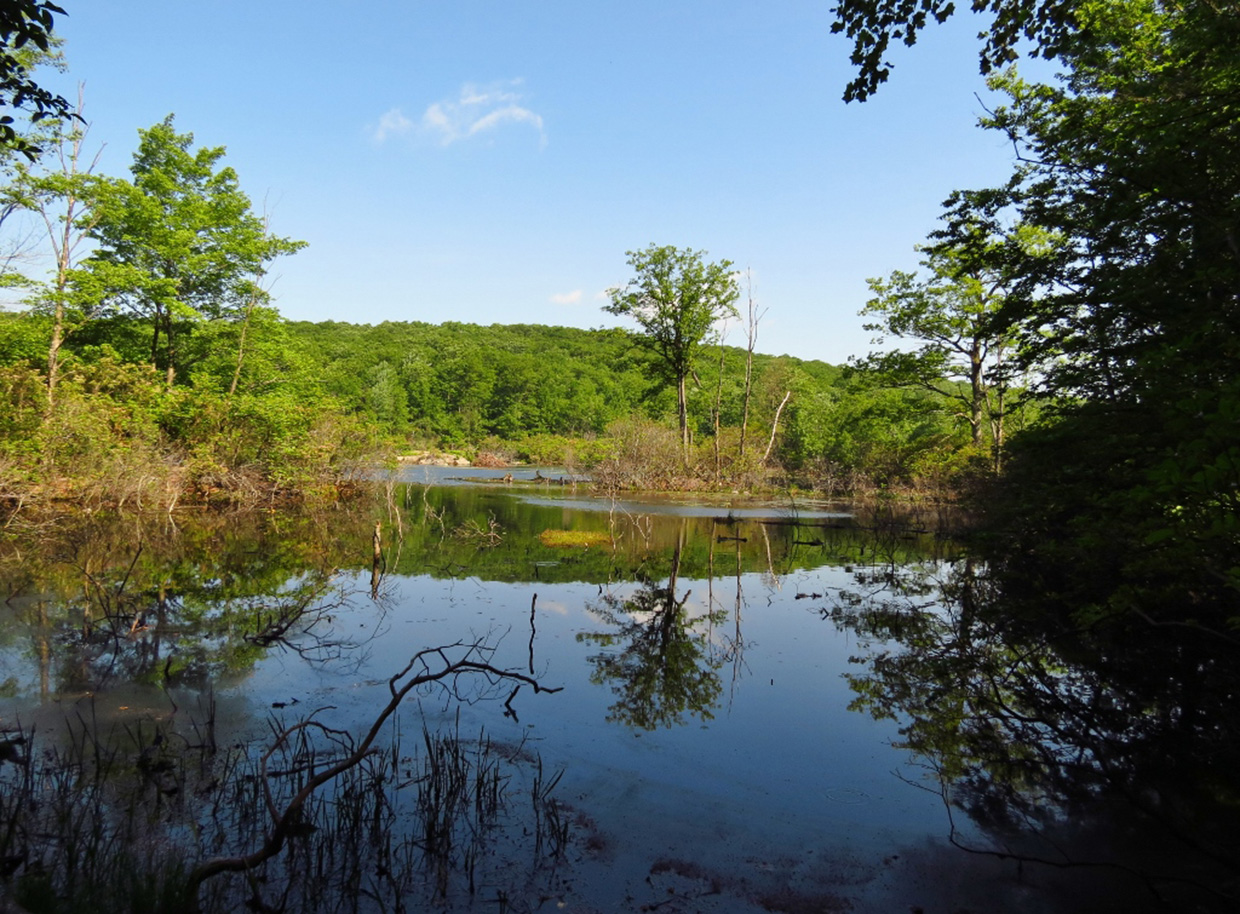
top-left (0, 477), bottom-right (1233, 912)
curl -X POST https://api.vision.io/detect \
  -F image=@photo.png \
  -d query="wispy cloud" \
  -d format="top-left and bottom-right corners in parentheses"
top-left (420, 80), bottom-right (545, 147)
top-left (370, 107), bottom-right (414, 143)
top-left (550, 289), bottom-right (583, 305)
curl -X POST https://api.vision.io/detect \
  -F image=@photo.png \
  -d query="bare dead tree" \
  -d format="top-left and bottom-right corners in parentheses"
top-left (762, 390), bottom-right (792, 466)
top-left (739, 268), bottom-right (767, 459)
top-left (227, 208), bottom-right (277, 401)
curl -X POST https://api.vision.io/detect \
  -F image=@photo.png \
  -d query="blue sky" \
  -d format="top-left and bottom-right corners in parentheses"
top-left (41, 1), bottom-right (1023, 365)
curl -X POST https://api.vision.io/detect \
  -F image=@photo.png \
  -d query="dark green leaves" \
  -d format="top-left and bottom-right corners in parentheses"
top-left (829, 0), bottom-right (1077, 101)
top-left (0, 1), bottom-right (73, 157)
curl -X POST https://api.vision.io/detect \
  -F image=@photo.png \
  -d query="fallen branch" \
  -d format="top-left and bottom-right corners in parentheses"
top-left (186, 640), bottom-right (561, 908)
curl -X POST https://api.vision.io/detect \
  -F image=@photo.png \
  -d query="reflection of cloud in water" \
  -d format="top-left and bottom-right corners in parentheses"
top-left (537, 600), bottom-right (570, 616)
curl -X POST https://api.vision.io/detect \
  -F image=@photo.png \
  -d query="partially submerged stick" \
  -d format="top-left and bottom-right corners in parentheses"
top-left (186, 641), bottom-right (561, 908)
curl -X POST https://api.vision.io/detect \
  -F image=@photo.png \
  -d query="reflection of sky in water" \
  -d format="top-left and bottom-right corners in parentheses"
top-left (242, 564), bottom-right (956, 903)
top-left (2, 490), bottom-right (1207, 912)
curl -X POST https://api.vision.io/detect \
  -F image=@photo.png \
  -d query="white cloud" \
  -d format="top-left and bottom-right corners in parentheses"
top-left (370, 107), bottom-right (413, 143)
top-left (550, 289), bottom-right (583, 305)
top-left (420, 80), bottom-right (545, 146)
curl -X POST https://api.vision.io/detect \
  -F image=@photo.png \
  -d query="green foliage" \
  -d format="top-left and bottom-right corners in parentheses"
top-left (0, 1), bottom-right (72, 158)
top-left (0, 309), bottom-right (47, 365)
top-left (841, 0), bottom-right (1240, 624)
top-left (281, 318), bottom-right (982, 495)
top-left (959, 0), bottom-right (1240, 633)
top-left (829, 0), bottom-right (1078, 102)
top-left (854, 223), bottom-right (1045, 468)
top-left (0, 112), bottom-right (364, 506)
top-left (0, 361), bottom-right (44, 453)
top-left (604, 244), bottom-right (740, 455)
top-left (285, 321), bottom-right (655, 442)
top-left (84, 115), bottom-right (305, 386)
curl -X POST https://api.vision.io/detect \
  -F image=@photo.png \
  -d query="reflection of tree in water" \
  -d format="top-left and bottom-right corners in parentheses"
top-left (828, 558), bottom-right (1240, 910)
top-left (0, 510), bottom-right (385, 697)
top-left (578, 542), bottom-right (724, 730)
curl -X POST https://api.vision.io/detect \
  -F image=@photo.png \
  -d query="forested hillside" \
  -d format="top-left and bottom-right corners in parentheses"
top-left (281, 318), bottom-right (979, 490)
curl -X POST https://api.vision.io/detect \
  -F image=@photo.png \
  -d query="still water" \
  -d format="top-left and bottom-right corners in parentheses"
top-left (0, 475), bottom-right (1230, 912)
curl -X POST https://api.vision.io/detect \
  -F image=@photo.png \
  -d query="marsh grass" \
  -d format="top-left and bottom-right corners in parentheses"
top-left (0, 699), bottom-right (567, 913)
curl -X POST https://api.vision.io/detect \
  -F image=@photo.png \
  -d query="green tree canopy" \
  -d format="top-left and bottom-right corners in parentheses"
top-left (85, 115), bottom-right (305, 386)
top-left (836, 0), bottom-right (1240, 632)
top-left (604, 244), bottom-right (739, 459)
top-left (855, 219), bottom-right (1048, 466)
top-left (927, 1), bottom-right (1240, 638)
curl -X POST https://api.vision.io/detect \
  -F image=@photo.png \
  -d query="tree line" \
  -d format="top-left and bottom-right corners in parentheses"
top-left (281, 316), bottom-right (990, 493)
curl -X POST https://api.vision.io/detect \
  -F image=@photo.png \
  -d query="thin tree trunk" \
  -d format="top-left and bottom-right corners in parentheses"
top-left (228, 290), bottom-right (259, 399)
top-left (762, 390), bottom-right (792, 465)
top-left (677, 372), bottom-right (690, 464)
top-left (164, 311), bottom-right (177, 388)
top-left (992, 386), bottom-right (1005, 473)
top-left (740, 269), bottom-right (762, 459)
top-left (40, 90), bottom-right (101, 413)
top-left (45, 207), bottom-right (75, 412)
top-left (713, 338), bottom-right (726, 480)
top-left (969, 338), bottom-right (984, 448)
top-left (150, 305), bottom-right (162, 370)
top-left (46, 321), bottom-right (63, 412)
top-left (990, 341), bottom-right (1006, 473)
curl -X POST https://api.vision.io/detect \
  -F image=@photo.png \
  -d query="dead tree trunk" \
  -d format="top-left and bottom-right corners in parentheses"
top-left (762, 390), bottom-right (792, 466)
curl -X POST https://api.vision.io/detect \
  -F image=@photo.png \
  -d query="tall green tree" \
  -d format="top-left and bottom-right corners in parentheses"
top-left (604, 244), bottom-right (739, 459)
top-left (977, 0), bottom-right (1240, 629)
top-left (836, 0), bottom-right (1240, 631)
top-left (855, 219), bottom-right (1044, 468)
top-left (86, 115), bottom-right (305, 386)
